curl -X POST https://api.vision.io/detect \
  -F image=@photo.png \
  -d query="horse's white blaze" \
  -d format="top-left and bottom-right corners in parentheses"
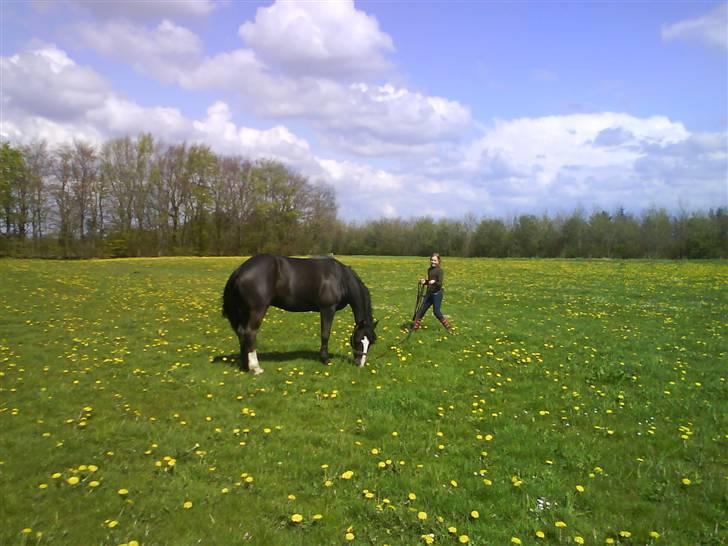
top-left (248, 351), bottom-right (263, 375)
top-left (358, 336), bottom-right (370, 367)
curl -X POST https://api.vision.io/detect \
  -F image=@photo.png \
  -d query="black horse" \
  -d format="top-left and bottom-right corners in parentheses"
top-left (222, 254), bottom-right (377, 374)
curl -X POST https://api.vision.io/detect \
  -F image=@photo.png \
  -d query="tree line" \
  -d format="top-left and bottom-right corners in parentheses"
top-left (1, 137), bottom-right (726, 259)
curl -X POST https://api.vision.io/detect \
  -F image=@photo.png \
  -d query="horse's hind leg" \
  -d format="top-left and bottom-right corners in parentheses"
top-left (238, 307), bottom-right (267, 375)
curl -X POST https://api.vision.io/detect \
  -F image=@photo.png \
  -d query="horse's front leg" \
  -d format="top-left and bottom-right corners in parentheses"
top-left (319, 307), bottom-right (336, 364)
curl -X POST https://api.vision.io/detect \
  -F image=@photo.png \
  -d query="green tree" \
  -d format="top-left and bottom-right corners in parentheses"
top-left (0, 142), bottom-right (27, 237)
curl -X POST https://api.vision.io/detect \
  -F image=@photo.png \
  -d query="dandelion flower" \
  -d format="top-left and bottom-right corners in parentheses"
top-left (576, 485), bottom-right (585, 493)
top-left (459, 535), bottom-right (470, 544)
top-left (649, 531), bottom-right (660, 539)
top-left (345, 532), bottom-right (355, 541)
top-left (107, 520), bottom-right (119, 528)
top-left (417, 511), bottom-right (428, 520)
top-left (290, 513), bottom-right (303, 523)
top-left (89, 480), bottom-right (100, 488)
top-left (470, 510), bottom-right (479, 519)
top-left (619, 531), bottom-right (631, 538)
top-left (555, 521), bottom-right (567, 528)
top-left (408, 492), bottom-right (417, 501)
top-left (575, 537), bottom-right (585, 544)
top-left (448, 526), bottom-right (458, 534)
top-left (681, 478), bottom-right (691, 486)
top-left (67, 476), bottom-right (80, 485)
top-left (340, 470), bottom-right (354, 480)
top-left (118, 488), bottom-right (129, 496)
top-left (536, 530), bottom-right (545, 539)
top-left (183, 500), bottom-right (193, 509)
top-left (313, 514), bottom-right (323, 521)
top-left (511, 538), bottom-right (522, 545)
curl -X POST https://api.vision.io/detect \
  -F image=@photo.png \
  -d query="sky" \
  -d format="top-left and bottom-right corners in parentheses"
top-left (1, 0), bottom-right (727, 221)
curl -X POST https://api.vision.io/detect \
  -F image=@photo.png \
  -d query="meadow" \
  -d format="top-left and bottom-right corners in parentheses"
top-left (0, 256), bottom-right (725, 546)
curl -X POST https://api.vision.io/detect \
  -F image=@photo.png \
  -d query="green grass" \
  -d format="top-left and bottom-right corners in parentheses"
top-left (0, 257), bottom-right (726, 546)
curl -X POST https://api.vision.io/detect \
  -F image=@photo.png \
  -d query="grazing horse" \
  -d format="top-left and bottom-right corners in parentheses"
top-left (222, 254), bottom-right (377, 374)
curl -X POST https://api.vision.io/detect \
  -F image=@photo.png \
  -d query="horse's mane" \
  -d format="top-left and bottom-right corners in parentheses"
top-left (343, 264), bottom-right (373, 325)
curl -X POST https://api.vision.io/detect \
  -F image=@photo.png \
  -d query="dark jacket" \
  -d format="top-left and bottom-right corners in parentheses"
top-left (427, 266), bottom-right (443, 294)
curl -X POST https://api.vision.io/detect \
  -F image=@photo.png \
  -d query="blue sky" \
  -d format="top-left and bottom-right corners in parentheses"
top-left (2, 0), bottom-right (726, 220)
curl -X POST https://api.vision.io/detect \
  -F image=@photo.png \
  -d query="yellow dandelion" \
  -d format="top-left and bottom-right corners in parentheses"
top-left (340, 470), bottom-right (354, 480)
top-left (183, 500), bottom-right (193, 509)
top-left (619, 531), bottom-right (631, 538)
top-left (290, 513), bottom-right (303, 523)
top-left (576, 485), bottom-right (585, 493)
top-left (313, 514), bottom-right (323, 521)
top-left (512, 538), bottom-right (523, 545)
top-left (649, 531), bottom-right (660, 539)
top-left (470, 510), bottom-right (479, 519)
top-left (417, 511), bottom-right (428, 521)
top-left (421, 535), bottom-right (435, 545)
top-left (536, 530), bottom-right (545, 539)
top-left (107, 520), bottom-right (119, 528)
top-left (681, 478), bottom-right (691, 485)
top-left (287, 494), bottom-right (296, 501)
top-left (89, 480), bottom-right (100, 488)
top-left (448, 526), bottom-right (458, 534)
top-left (459, 535), bottom-right (470, 544)
top-left (555, 521), bottom-right (567, 528)
top-left (345, 531), bottom-right (355, 541)
top-left (66, 476), bottom-right (80, 485)
top-left (575, 537), bottom-right (585, 545)
top-left (21, 528), bottom-right (32, 534)
top-left (118, 488), bottom-right (129, 496)
top-left (408, 492), bottom-right (417, 501)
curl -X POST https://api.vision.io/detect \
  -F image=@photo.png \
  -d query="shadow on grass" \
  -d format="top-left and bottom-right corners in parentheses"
top-left (212, 349), bottom-right (342, 367)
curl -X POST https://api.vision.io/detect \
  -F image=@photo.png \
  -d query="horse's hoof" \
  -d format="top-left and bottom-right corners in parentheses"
top-left (251, 367), bottom-right (264, 375)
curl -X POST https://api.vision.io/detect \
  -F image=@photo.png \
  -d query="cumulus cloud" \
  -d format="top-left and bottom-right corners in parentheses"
top-left (62, 1), bottom-right (471, 157)
top-left (662, 2), bottom-right (728, 51)
top-left (1, 44), bottom-right (109, 120)
top-left (66, 0), bottom-right (217, 20)
top-left (466, 113), bottom-right (689, 187)
top-left (239, 0), bottom-right (394, 79)
top-left (3, 43), bottom-right (724, 221)
top-left (73, 19), bottom-right (203, 83)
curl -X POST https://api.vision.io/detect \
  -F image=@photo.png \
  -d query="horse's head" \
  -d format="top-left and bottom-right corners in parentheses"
top-left (350, 320), bottom-right (377, 367)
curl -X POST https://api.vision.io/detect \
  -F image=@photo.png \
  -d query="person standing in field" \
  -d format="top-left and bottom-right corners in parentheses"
top-left (411, 253), bottom-right (451, 331)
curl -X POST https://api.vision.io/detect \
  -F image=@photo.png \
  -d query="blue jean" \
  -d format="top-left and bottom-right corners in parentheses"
top-left (417, 290), bottom-right (444, 321)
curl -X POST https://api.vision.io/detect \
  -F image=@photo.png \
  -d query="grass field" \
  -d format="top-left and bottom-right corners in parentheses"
top-left (0, 256), bottom-right (725, 546)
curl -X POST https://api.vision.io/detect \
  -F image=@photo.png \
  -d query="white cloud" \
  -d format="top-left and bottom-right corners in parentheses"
top-left (239, 0), bottom-right (394, 79)
top-left (192, 101), bottom-right (312, 163)
top-left (3, 44), bottom-right (724, 221)
top-left (1, 45), bottom-right (109, 120)
top-left (66, 0), bottom-right (217, 20)
top-left (465, 113), bottom-right (690, 187)
top-left (73, 20), bottom-right (203, 83)
top-left (64, 4), bottom-right (470, 157)
top-left (662, 2), bottom-right (728, 51)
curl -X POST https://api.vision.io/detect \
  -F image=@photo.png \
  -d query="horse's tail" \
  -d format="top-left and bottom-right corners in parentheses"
top-left (222, 267), bottom-right (244, 330)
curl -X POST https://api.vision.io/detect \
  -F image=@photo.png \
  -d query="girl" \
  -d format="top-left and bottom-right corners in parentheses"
top-left (412, 253), bottom-right (451, 331)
